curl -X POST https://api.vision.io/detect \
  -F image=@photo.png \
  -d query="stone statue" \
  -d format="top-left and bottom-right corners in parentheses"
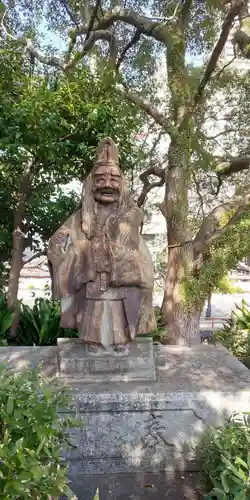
top-left (47, 137), bottom-right (156, 355)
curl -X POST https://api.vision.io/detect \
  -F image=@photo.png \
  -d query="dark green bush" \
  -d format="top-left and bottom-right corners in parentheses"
top-left (16, 297), bottom-right (78, 346)
top-left (198, 412), bottom-right (250, 499)
top-left (0, 364), bottom-right (79, 499)
top-left (214, 299), bottom-right (250, 368)
top-left (0, 294), bottom-right (78, 346)
top-left (0, 295), bottom-right (13, 345)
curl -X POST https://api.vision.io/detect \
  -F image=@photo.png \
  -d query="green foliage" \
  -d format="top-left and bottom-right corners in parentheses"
top-left (215, 276), bottom-right (244, 295)
top-left (16, 297), bottom-right (77, 346)
top-left (0, 364), bottom-right (79, 499)
top-left (214, 300), bottom-right (250, 368)
top-left (0, 295), bottom-right (13, 345)
top-left (4, 0), bottom-right (250, 339)
top-left (182, 209), bottom-right (250, 309)
top-left (0, 39), bottom-right (144, 291)
top-left (198, 412), bottom-right (250, 499)
top-left (16, 297), bottom-right (78, 346)
top-left (0, 295), bottom-right (77, 346)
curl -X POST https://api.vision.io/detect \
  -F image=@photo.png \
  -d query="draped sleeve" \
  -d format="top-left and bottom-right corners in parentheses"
top-left (47, 210), bottom-right (95, 299)
top-left (107, 206), bottom-right (154, 289)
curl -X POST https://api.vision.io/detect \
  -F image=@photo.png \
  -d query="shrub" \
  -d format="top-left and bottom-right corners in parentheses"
top-left (0, 295), bottom-right (14, 345)
top-left (16, 297), bottom-right (78, 346)
top-left (214, 275), bottom-right (244, 294)
top-left (214, 300), bottom-right (250, 368)
top-left (198, 412), bottom-right (250, 499)
top-left (0, 364), bottom-right (79, 499)
top-left (0, 295), bottom-right (79, 346)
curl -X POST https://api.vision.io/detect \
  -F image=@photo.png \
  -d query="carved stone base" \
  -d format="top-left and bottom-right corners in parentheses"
top-left (61, 345), bottom-right (250, 475)
top-left (57, 337), bottom-right (156, 382)
top-left (1, 344), bottom-right (250, 479)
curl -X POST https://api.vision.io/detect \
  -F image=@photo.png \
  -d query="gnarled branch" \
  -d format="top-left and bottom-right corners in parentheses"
top-left (193, 187), bottom-right (250, 253)
top-left (76, 7), bottom-right (170, 45)
top-left (116, 28), bottom-right (141, 69)
top-left (85, 0), bottom-right (102, 41)
top-left (216, 156), bottom-right (250, 177)
top-left (26, 39), bottom-right (66, 70)
top-left (137, 165), bottom-right (165, 207)
top-left (68, 29), bottom-right (117, 68)
top-left (116, 84), bottom-right (173, 132)
top-left (193, 0), bottom-right (247, 107)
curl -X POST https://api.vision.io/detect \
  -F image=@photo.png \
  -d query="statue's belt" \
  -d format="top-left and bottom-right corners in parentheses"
top-left (86, 274), bottom-right (126, 299)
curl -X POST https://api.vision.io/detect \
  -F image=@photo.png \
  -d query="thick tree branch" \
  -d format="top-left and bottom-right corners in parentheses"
top-left (116, 28), bottom-right (141, 69)
top-left (193, 187), bottom-right (250, 253)
top-left (85, 0), bottom-right (102, 41)
top-left (193, 0), bottom-right (247, 106)
top-left (77, 7), bottom-right (169, 45)
top-left (22, 250), bottom-right (46, 266)
top-left (26, 40), bottom-right (66, 70)
top-left (27, 28), bottom-right (117, 69)
top-left (116, 84), bottom-right (174, 132)
top-left (180, 0), bottom-right (193, 31)
top-left (192, 172), bottom-right (205, 218)
top-left (1, 7), bottom-right (17, 40)
top-left (234, 0), bottom-right (250, 59)
top-left (137, 165), bottom-right (165, 207)
top-left (216, 156), bottom-right (250, 177)
top-left (68, 29), bottom-right (117, 67)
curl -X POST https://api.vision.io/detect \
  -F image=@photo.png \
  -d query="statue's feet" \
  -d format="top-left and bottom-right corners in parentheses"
top-left (86, 343), bottom-right (109, 356)
top-left (113, 344), bottom-right (129, 356)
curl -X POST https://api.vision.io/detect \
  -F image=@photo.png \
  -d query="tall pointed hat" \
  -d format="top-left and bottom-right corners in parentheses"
top-left (94, 137), bottom-right (119, 167)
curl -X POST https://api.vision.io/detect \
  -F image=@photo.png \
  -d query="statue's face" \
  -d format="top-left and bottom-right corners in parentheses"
top-left (92, 164), bottom-right (122, 204)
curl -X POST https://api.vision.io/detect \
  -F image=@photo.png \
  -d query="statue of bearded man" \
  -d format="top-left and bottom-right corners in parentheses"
top-left (47, 137), bottom-right (156, 355)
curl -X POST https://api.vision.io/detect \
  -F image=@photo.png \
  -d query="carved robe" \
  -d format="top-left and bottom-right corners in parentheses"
top-left (47, 203), bottom-right (156, 346)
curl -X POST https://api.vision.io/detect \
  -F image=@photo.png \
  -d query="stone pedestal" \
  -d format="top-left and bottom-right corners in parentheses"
top-left (57, 337), bottom-right (156, 382)
top-left (1, 341), bottom-right (250, 478)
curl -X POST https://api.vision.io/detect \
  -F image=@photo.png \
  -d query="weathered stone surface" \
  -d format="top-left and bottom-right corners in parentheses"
top-left (154, 344), bottom-right (250, 391)
top-left (1, 343), bottom-right (250, 476)
top-left (0, 345), bottom-right (57, 378)
top-left (60, 345), bottom-right (250, 474)
top-left (61, 471), bottom-right (202, 500)
top-left (57, 337), bottom-right (156, 382)
top-left (64, 408), bottom-right (201, 475)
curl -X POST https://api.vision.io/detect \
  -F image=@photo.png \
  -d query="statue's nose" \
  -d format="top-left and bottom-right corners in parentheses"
top-left (104, 178), bottom-right (112, 188)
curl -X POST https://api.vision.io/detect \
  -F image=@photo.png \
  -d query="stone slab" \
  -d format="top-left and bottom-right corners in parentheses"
top-left (1, 343), bottom-right (250, 476)
top-left (61, 471), bottom-right (202, 500)
top-left (0, 345), bottom-right (57, 378)
top-left (62, 387), bottom-right (250, 474)
top-left (57, 337), bottom-right (156, 382)
top-left (154, 343), bottom-right (250, 391)
top-left (60, 345), bottom-right (250, 474)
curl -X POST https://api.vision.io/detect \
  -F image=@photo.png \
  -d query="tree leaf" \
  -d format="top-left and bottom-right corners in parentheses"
top-left (6, 397), bottom-right (14, 415)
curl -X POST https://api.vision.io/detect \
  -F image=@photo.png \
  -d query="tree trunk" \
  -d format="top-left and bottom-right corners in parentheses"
top-left (7, 196), bottom-right (28, 337)
top-left (7, 226), bottom-right (24, 309)
top-left (7, 157), bottom-right (35, 336)
top-left (160, 141), bottom-right (202, 345)
top-left (161, 244), bottom-right (202, 345)
top-left (205, 292), bottom-right (212, 318)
